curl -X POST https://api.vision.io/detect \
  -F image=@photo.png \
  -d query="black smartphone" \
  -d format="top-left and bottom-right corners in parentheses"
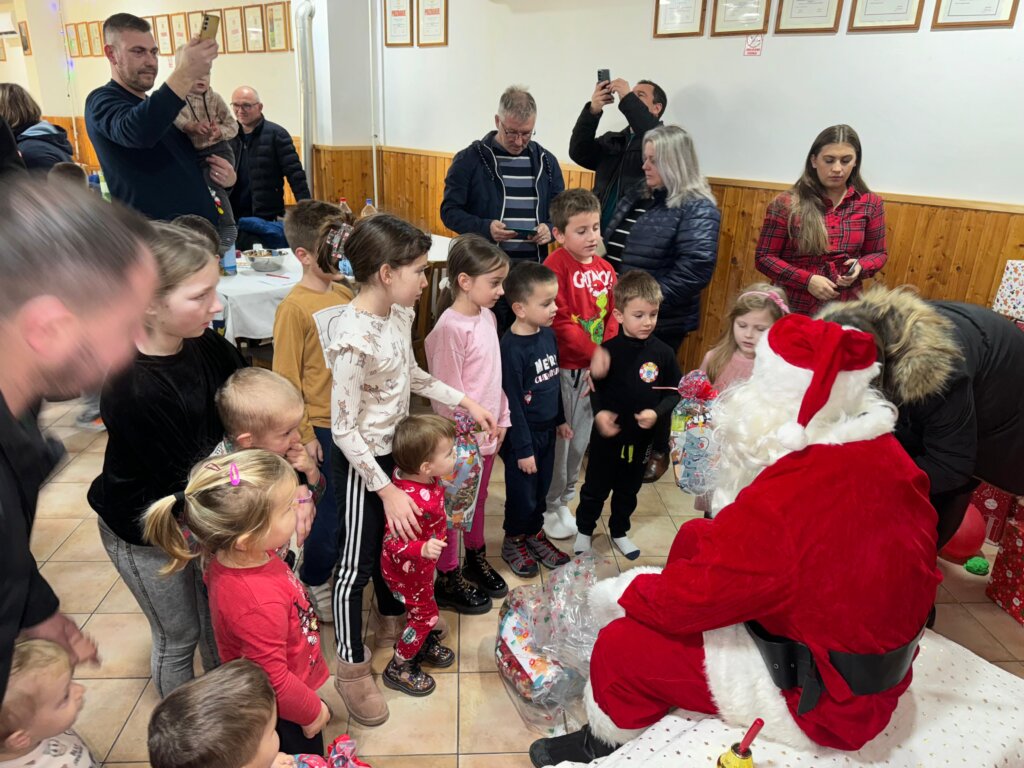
top-left (597, 68), bottom-right (610, 83)
top-left (846, 260), bottom-right (859, 277)
top-left (510, 228), bottom-right (537, 238)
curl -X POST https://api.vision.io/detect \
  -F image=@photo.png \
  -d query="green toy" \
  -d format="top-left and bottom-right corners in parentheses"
top-left (964, 556), bottom-right (990, 576)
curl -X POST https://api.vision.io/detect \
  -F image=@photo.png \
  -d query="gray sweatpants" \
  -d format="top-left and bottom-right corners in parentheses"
top-left (546, 368), bottom-right (594, 512)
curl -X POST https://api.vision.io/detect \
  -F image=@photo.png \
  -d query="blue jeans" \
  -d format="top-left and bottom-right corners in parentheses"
top-left (298, 426), bottom-right (339, 586)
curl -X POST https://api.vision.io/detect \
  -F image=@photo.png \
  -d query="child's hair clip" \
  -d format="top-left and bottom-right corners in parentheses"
top-left (204, 461), bottom-right (222, 472)
top-left (229, 462), bottom-right (241, 486)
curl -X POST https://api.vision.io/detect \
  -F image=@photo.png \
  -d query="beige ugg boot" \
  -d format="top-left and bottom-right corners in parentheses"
top-left (372, 604), bottom-right (449, 646)
top-left (334, 645), bottom-right (389, 726)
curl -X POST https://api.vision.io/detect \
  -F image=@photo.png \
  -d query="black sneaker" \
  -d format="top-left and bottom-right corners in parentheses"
top-left (462, 546), bottom-right (509, 598)
top-left (501, 534), bottom-right (539, 577)
top-left (434, 569), bottom-right (492, 615)
top-left (524, 530), bottom-right (570, 570)
top-left (417, 630), bottom-right (455, 668)
top-left (529, 725), bottom-right (616, 767)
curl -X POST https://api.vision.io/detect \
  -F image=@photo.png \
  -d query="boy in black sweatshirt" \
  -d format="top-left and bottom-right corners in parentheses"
top-left (499, 262), bottom-right (573, 577)
top-left (574, 270), bottom-right (681, 560)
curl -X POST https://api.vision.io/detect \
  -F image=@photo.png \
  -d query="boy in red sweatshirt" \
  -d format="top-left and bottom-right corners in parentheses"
top-left (541, 189), bottom-right (619, 540)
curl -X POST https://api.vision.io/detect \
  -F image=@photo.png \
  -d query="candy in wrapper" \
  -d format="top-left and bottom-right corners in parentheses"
top-left (669, 370), bottom-right (719, 495)
top-left (295, 733), bottom-right (371, 768)
top-left (440, 409), bottom-right (483, 531)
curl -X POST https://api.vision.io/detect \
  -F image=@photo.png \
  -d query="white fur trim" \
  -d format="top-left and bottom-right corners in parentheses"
top-left (584, 678), bottom-right (647, 747)
top-left (702, 624), bottom-right (818, 751)
top-left (588, 567), bottom-right (663, 630)
top-left (776, 421), bottom-right (808, 451)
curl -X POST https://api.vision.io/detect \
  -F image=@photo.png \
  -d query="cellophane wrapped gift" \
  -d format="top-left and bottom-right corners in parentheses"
top-left (991, 260), bottom-right (1024, 321)
top-left (494, 554), bottom-right (606, 734)
top-left (971, 482), bottom-right (1021, 545)
top-left (440, 410), bottom-right (483, 531)
top-left (986, 518), bottom-right (1024, 627)
top-left (295, 734), bottom-right (371, 768)
top-left (668, 371), bottom-right (719, 495)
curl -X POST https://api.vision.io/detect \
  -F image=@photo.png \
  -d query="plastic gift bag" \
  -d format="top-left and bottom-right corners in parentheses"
top-left (439, 410), bottom-right (483, 531)
top-left (668, 371), bottom-right (719, 495)
top-left (295, 734), bottom-right (371, 768)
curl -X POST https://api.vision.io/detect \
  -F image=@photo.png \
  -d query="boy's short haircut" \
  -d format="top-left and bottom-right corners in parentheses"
top-left (392, 414), bottom-right (456, 475)
top-left (614, 269), bottom-right (663, 309)
top-left (0, 640), bottom-right (71, 739)
top-left (47, 162), bottom-right (88, 186)
top-left (283, 199), bottom-right (350, 253)
top-left (550, 188), bottom-right (600, 233)
top-left (216, 368), bottom-right (304, 439)
top-left (171, 215), bottom-right (220, 255)
top-left (148, 659), bottom-right (275, 768)
top-left (503, 261), bottom-right (557, 307)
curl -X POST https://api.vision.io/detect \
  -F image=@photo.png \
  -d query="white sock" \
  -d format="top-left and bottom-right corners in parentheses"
top-left (613, 535), bottom-right (640, 561)
top-left (574, 533), bottom-right (592, 554)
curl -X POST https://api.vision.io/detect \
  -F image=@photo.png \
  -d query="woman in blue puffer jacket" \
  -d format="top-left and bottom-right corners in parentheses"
top-left (603, 125), bottom-right (720, 481)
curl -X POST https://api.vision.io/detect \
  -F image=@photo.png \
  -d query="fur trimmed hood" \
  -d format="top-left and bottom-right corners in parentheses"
top-left (816, 287), bottom-right (962, 405)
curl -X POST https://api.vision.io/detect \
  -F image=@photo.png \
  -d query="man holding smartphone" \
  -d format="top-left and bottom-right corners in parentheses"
top-left (569, 75), bottom-right (667, 230)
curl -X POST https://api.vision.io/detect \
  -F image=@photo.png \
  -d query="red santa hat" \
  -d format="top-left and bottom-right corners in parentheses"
top-left (759, 313), bottom-right (879, 451)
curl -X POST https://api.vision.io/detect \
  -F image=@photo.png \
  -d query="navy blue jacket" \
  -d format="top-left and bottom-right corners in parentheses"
top-left (441, 132), bottom-right (564, 261)
top-left (85, 80), bottom-right (217, 222)
top-left (605, 186), bottom-right (720, 336)
top-left (228, 117), bottom-right (310, 220)
top-left (15, 121), bottom-right (73, 170)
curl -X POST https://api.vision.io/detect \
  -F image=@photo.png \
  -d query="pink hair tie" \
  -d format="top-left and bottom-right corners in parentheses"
top-left (738, 290), bottom-right (790, 315)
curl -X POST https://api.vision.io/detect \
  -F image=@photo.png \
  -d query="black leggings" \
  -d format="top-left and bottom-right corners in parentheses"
top-left (331, 447), bottom-right (404, 664)
top-left (277, 717), bottom-right (324, 756)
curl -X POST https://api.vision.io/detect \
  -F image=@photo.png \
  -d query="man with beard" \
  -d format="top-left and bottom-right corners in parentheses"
top-left (86, 13), bottom-right (235, 223)
top-left (0, 178), bottom-right (159, 704)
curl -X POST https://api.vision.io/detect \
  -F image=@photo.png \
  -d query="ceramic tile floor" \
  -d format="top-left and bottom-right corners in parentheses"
top-left (29, 400), bottom-right (1024, 768)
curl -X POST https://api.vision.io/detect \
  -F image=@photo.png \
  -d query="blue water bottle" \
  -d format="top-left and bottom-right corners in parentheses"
top-left (221, 246), bottom-right (237, 276)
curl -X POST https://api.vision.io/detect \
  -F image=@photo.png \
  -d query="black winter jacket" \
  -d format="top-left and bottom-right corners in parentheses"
top-left (16, 121), bottom-right (73, 170)
top-left (568, 93), bottom-right (661, 212)
top-left (604, 186), bottom-right (720, 336)
top-left (0, 117), bottom-right (26, 177)
top-left (229, 118), bottom-right (310, 219)
top-left (440, 132), bottom-right (564, 261)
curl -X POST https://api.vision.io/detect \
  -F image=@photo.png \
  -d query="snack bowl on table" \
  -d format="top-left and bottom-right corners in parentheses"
top-left (245, 250), bottom-right (284, 272)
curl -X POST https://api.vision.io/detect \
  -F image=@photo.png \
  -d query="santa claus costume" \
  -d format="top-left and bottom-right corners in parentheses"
top-left (530, 314), bottom-right (943, 766)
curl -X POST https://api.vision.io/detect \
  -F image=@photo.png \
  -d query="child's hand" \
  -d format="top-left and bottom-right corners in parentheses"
top-left (556, 423), bottom-right (574, 441)
top-left (272, 754), bottom-right (297, 768)
top-left (181, 120), bottom-right (202, 136)
top-left (462, 397), bottom-right (498, 439)
top-left (304, 439), bottom-right (323, 463)
top-left (293, 485), bottom-right (314, 547)
top-left (422, 538), bottom-right (447, 560)
top-left (595, 410), bottom-right (620, 438)
top-left (518, 455), bottom-right (538, 474)
top-left (580, 370), bottom-right (595, 398)
top-left (208, 122), bottom-right (223, 140)
top-left (287, 442), bottom-right (316, 476)
top-left (590, 347), bottom-right (611, 380)
top-left (635, 409), bottom-right (658, 430)
top-left (495, 426), bottom-right (507, 452)
top-left (302, 700), bottom-right (331, 739)
top-left (380, 483), bottom-right (423, 542)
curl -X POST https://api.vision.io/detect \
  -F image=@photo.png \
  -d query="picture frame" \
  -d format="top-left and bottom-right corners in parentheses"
top-left (848, 0), bottom-right (923, 30)
top-left (223, 7), bottom-right (246, 53)
top-left (188, 11), bottom-right (204, 38)
top-left (243, 4), bottom-right (266, 52)
top-left (265, 2), bottom-right (290, 50)
top-left (711, 0), bottom-right (771, 34)
top-left (89, 21), bottom-right (104, 57)
top-left (383, 0), bottom-right (413, 46)
top-left (204, 9), bottom-right (227, 52)
top-left (65, 24), bottom-right (80, 57)
top-left (287, 2), bottom-right (294, 49)
top-left (775, 0), bottom-right (843, 32)
top-left (654, 0), bottom-right (708, 37)
top-left (0, 40), bottom-right (7, 63)
top-left (154, 15), bottom-right (174, 55)
top-left (932, 0), bottom-right (1019, 27)
top-left (76, 22), bottom-right (91, 56)
top-left (141, 17), bottom-right (154, 35)
top-left (170, 13), bottom-right (190, 51)
top-left (416, 0), bottom-right (448, 46)
top-left (18, 21), bottom-right (31, 55)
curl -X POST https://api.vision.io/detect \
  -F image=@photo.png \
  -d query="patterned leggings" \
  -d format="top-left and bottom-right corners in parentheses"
top-left (382, 569), bottom-right (439, 660)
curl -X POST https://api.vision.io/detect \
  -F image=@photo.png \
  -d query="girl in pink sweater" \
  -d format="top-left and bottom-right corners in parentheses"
top-left (425, 235), bottom-right (511, 614)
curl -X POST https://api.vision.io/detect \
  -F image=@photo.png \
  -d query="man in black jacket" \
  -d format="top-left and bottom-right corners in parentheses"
top-left (228, 86), bottom-right (310, 248)
top-left (569, 78), bottom-right (665, 229)
top-left (0, 178), bottom-right (159, 704)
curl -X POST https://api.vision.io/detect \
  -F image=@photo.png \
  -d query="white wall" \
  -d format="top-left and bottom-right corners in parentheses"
top-left (379, 0), bottom-right (1024, 204)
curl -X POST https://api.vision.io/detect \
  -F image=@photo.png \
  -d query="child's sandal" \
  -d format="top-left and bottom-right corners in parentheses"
top-left (383, 655), bottom-right (436, 697)
top-left (419, 631), bottom-right (456, 668)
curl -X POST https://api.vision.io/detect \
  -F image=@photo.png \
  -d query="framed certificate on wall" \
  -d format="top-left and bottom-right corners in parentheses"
top-left (18, 21), bottom-right (31, 55)
top-left (89, 21), bottom-right (103, 56)
top-left (417, 0), bottom-right (448, 46)
top-left (243, 5), bottom-right (266, 52)
top-left (0, 42), bottom-right (6, 63)
top-left (223, 7), bottom-right (246, 53)
top-left (188, 11), bottom-right (204, 38)
top-left (266, 2), bottom-right (290, 50)
top-left (170, 13), bottom-right (189, 50)
top-left (76, 22), bottom-right (91, 56)
top-left (932, 0), bottom-right (1019, 27)
top-left (848, 0), bottom-right (923, 30)
top-left (654, 0), bottom-right (708, 37)
top-left (775, 0), bottom-right (843, 31)
top-left (711, 0), bottom-right (771, 34)
top-left (65, 24), bottom-right (80, 57)
top-left (384, 0), bottom-right (413, 46)
top-left (154, 15), bottom-right (174, 55)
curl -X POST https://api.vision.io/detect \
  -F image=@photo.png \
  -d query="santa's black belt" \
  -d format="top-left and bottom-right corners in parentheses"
top-left (744, 621), bottom-right (925, 715)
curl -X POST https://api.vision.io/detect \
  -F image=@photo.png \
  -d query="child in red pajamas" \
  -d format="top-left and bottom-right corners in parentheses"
top-left (380, 414), bottom-right (459, 696)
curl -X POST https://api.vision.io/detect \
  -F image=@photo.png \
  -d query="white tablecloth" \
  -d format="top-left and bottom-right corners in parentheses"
top-left (216, 250), bottom-right (303, 344)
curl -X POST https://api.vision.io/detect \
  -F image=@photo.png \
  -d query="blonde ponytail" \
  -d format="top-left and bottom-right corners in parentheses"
top-left (143, 494), bottom-right (196, 574)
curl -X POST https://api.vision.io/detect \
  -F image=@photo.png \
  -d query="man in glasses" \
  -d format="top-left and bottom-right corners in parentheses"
top-left (228, 86), bottom-right (310, 249)
top-left (441, 85), bottom-right (565, 332)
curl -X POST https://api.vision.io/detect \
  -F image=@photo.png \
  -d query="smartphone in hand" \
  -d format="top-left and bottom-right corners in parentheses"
top-left (199, 13), bottom-right (220, 41)
top-left (597, 68), bottom-right (610, 83)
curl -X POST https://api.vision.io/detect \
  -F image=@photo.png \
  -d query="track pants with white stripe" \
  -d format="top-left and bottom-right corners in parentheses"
top-left (330, 446), bottom-right (405, 663)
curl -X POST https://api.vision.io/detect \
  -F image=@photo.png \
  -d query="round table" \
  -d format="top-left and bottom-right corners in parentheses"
top-left (215, 250), bottom-right (303, 344)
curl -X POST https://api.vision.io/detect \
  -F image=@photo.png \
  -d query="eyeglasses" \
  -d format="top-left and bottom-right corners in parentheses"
top-left (230, 102), bottom-right (259, 111)
top-left (498, 121), bottom-right (535, 142)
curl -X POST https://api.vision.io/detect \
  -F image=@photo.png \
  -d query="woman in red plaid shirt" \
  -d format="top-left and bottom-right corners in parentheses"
top-left (754, 125), bottom-right (887, 316)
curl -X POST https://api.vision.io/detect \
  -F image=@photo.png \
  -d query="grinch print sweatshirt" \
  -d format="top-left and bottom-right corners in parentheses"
top-left (544, 247), bottom-right (619, 369)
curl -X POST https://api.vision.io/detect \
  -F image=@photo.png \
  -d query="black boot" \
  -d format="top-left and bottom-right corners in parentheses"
top-left (529, 725), bottom-right (617, 767)
top-left (434, 568), bottom-right (492, 615)
top-left (462, 546), bottom-right (508, 598)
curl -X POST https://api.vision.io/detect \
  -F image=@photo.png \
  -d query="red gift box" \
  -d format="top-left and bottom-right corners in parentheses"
top-left (986, 518), bottom-right (1024, 626)
top-left (972, 482), bottom-right (1021, 545)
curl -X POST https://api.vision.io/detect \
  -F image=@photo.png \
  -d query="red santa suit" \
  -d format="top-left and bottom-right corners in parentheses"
top-left (584, 314), bottom-right (943, 752)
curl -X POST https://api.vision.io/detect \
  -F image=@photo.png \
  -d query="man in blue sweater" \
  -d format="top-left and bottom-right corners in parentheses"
top-left (86, 14), bottom-right (236, 223)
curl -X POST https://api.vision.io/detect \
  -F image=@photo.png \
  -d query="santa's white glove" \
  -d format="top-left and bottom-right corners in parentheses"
top-left (588, 567), bottom-right (663, 629)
